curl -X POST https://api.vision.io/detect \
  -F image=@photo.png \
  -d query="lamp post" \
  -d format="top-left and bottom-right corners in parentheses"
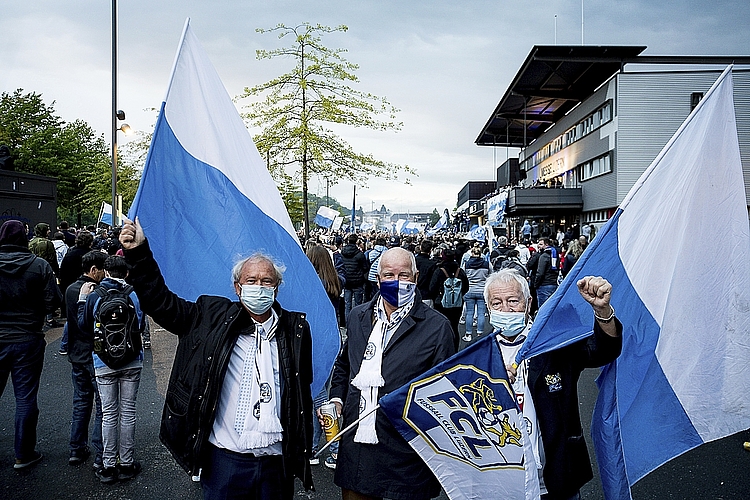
top-left (111, 0), bottom-right (118, 226)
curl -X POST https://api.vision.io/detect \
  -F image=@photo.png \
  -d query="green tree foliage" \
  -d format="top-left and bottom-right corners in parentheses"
top-left (239, 23), bottom-right (413, 237)
top-left (0, 89), bottom-right (141, 226)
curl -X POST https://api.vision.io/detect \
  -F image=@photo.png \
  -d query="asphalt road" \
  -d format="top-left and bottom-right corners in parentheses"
top-left (1, 319), bottom-right (749, 499)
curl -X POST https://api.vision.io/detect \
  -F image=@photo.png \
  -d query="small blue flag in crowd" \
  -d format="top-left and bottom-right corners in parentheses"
top-left (516, 66), bottom-right (750, 499)
top-left (380, 334), bottom-right (540, 500)
top-left (314, 206), bottom-right (340, 229)
top-left (128, 19), bottom-right (340, 396)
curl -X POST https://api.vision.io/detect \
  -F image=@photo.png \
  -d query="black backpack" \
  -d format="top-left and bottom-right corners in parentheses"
top-left (93, 284), bottom-right (142, 369)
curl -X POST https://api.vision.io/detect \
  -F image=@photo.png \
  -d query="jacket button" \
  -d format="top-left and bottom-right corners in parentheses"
top-left (295, 372), bottom-right (299, 376)
top-left (207, 356), bottom-right (212, 361)
top-left (198, 395), bottom-right (203, 400)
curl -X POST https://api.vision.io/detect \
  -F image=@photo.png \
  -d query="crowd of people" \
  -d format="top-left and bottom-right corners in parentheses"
top-left (1, 215), bottom-right (621, 500)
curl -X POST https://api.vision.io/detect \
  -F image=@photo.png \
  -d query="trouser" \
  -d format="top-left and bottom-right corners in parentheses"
top-left (536, 284), bottom-right (558, 308)
top-left (0, 336), bottom-right (45, 461)
top-left (70, 361), bottom-right (103, 462)
top-left (463, 292), bottom-right (486, 335)
top-left (96, 367), bottom-right (141, 468)
top-left (343, 287), bottom-right (365, 322)
top-left (201, 444), bottom-right (291, 500)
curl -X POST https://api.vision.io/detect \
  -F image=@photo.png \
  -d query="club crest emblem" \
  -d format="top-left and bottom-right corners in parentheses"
top-left (402, 365), bottom-right (526, 470)
top-left (364, 342), bottom-right (377, 360)
top-left (260, 382), bottom-right (272, 403)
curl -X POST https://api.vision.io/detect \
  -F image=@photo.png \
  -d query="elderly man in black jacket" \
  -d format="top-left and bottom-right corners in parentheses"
top-left (0, 220), bottom-right (62, 469)
top-left (119, 217), bottom-right (313, 499)
top-left (329, 247), bottom-right (455, 500)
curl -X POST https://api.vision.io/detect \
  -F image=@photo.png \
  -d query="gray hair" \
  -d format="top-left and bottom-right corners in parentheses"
top-left (232, 252), bottom-right (285, 286)
top-left (377, 247), bottom-right (417, 276)
top-left (484, 269), bottom-right (531, 304)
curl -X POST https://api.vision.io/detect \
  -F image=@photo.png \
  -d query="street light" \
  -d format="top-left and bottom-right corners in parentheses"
top-left (111, 0), bottom-right (119, 226)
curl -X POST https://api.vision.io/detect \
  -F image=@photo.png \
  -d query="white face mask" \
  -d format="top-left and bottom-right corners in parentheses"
top-left (489, 310), bottom-right (527, 337)
top-left (240, 285), bottom-right (275, 315)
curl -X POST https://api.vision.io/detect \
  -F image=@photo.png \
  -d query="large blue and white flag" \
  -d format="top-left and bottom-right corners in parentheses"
top-left (314, 206), bottom-right (339, 228)
top-left (381, 335), bottom-right (540, 500)
top-left (516, 67), bottom-right (750, 499)
top-left (128, 20), bottom-right (340, 395)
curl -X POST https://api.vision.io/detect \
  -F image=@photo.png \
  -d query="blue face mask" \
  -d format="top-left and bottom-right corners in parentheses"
top-left (489, 310), bottom-right (527, 338)
top-left (379, 280), bottom-right (416, 308)
top-left (240, 285), bottom-right (275, 315)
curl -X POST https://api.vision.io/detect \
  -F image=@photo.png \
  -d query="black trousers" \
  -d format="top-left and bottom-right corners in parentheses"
top-left (201, 444), bottom-right (292, 500)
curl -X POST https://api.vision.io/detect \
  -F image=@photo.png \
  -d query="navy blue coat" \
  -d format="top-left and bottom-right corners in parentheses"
top-left (330, 293), bottom-right (455, 499)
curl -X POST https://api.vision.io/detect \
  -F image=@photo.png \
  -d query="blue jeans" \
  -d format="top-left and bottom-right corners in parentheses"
top-left (201, 444), bottom-right (291, 500)
top-left (463, 291), bottom-right (486, 335)
top-left (70, 361), bottom-right (103, 462)
top-left (97, 367), bottom-right (141, 468)
top-left (60, 322), bottom-right (68, 352)
top-left (0, 336), bottom-right (45, 461)
top-left (536, 284), bottom-right (558, 308)
top-left (343, 287), bottom-right (365, 322)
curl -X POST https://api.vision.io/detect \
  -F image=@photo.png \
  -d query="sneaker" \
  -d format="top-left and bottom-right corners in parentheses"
top-left (69, 448), bottom-right (90, 466)
top-left (92, 461), bottom-right (103, 473)
top-left (461, 334), bottom-right (472, 342)
top-left (459, 318), bottom-right (466, 325)
top-left (324, 454), bottom-right (337, 469)
top-left (46, 320), bottom-right (60, 328)
top-left (96, 466), bottom-right (119, 484)
top-left (14, 451), bottom-right (43, 470)
top-left (309, 456), bottom-right (320, 466)
top-left (58, 349), bottom-right (67, 355)
top-left (118, 461), bottom-right (142, 480)
top-left (744, 442), bottom-right (750, 451)
top-left (143, 340), bottom-right (151, 349)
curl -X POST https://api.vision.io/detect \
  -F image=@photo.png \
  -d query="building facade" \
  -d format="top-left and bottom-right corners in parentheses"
top-left (476, 46), bottom-right (750, 240)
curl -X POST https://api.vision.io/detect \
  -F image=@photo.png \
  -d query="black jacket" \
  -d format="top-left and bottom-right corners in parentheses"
top-left (330, 293), bottom-right (455, 499)
top-left (59, 246), bottom-right (91, 299)
top-left (529, 319), bottom-right (623, 497)
top-left (65, 275), bottom-right (98, 364)
top-left (533, 247), bottom-right (560, 288)
top-left (0, 244), bottom-right (61, 343)
top-left (340, 244), bottom-right (368, 289)
top-left (414, 253), bottom-right (436, 300)
top-left (123, 241), bottom-right (314, 489)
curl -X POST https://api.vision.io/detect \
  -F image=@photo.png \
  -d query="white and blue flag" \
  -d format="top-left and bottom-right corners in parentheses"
top-left (314, 206), bottom-right (339, 228)
top-left (381, 334), bottom-right (540, 500)
top-left (516, 67), bottom-right (750, 499)
top-left (128, 20), bottom-right (340, 396)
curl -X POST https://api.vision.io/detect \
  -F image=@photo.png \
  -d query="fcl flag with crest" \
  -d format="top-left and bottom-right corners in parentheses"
top-left (515, 66), bottom-right (750, 499)
top-left (380, 334), bottom-right (540, 500)
top-left (128, 20), bottom-right (340, 396)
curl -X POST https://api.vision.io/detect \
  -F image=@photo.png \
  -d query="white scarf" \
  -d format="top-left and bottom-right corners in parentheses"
top-left (351, 297), bottom-right (414, 444)
top-left (236, 313), bottom-right (283, 450)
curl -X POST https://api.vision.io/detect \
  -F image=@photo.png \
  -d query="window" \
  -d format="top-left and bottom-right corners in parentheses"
top-left (691, 92), bottom-right (703, 111)
top-left (521, 100), bottom-right (613, 171)
top-left (578, 153), bottom-right (612, 181)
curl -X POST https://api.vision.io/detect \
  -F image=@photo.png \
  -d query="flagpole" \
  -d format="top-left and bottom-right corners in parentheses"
top-left (351, 184), bottom-right (356, 233)
top-left (313, 404), bottom-right (380, 458)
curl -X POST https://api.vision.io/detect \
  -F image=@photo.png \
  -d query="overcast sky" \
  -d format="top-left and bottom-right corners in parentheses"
top-left (3, 0), bottom-right (749, 214)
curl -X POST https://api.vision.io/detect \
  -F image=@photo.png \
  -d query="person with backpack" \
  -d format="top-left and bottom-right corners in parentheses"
top-left (429, 247), bottom-right (469, 350)
top-left (462, 246), bottom-right (490, 343)
top-left (500, 249), bottom-right (528, 278)
top-left (77, 255), bottom-right (146, 484)
top-left (65, 250), bottom-right (107, 470)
